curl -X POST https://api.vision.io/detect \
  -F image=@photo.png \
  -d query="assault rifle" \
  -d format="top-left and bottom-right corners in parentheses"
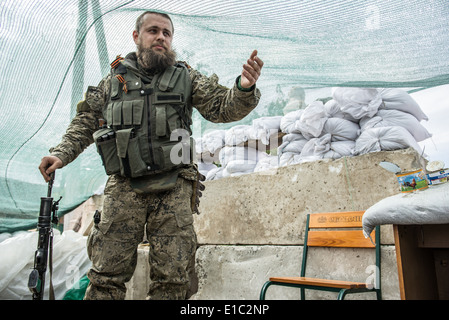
top-left (28, 172), bottom-right (62, 300)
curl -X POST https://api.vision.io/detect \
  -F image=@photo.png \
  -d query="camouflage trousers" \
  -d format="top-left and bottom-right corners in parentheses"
top-left (84, 174), bottom-right (197, 300)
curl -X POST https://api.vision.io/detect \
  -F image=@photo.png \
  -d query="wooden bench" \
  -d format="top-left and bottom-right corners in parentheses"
top-left (259, 211), bottom-right (381, 300)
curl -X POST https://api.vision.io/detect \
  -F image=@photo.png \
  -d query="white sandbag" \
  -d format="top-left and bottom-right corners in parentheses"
top-left (222, 166), bottom-right (255, 177)
top-left (277, 133), bottom-right (308, 155)
top-left (280, 109), bottom-right (303, 134)
top-left (300, 134), bottom-right (332, 158)
top-left (363, 183), bottom-right (449, 237)
top-left (323, 140), bottom-right (355, 159)
top-left (379, 88), bottom-right (428, 121)
top-left (296, 101), bottom-right (328, 138)
top-left (206, 166), bottom-right (224, 181)
top-left (279, 152), bottom-right (296, 167)
top-left (359, 109), bottom-right (432, 142)
top-left (198, 162), bottom-right (218, 176)
top-left (225, 160), bottom-right (257, 174)
top-left (254, 155), bottom-right (280, 172)
top-left (252, 116), bottom-right (282, 131)
top-left (324, 99), bottom-right (359, 123)
top-left (224, 125), bottom-right (254, 146)
top-left (196, 138), bottom-right (220, 164)
top-left (354, 126), bottom-right (423, 156)
top-left (332, 87), bottom-right (382, 119)
top-left (322, 117), bottom-right (360, 142)
top-left (252, 116), bottom-right (282, 145)
top-left (219, 146), bottom-right (267, 167)
top-left (202, 129), bottom-right (226, 154)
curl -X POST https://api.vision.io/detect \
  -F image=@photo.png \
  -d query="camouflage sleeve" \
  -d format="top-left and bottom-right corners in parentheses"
top-left (49, 75), bottom-right (111, 166)
top-left (189, 68), bottom-right (261, 123)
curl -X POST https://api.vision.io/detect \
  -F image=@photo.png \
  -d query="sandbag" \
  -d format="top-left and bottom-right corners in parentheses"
top-left (359, 109), bottom-right (432, 142)
top-left (379, 88), bottom-right (428, 121)
top-left (323, 140), bottom-right (355, 159)
top-left (279, 152), bottom-right (302, 167)
top-left (354, 126), bottom-right (423, 156)
top-left (201, 129), bottom-right (226, 154)
top-left (300, 134), bottom-right (332, 158)
top-left (324, 99), bottom-right (359, 123)
top-left (252, 116), bottom-right (282, 145)
top-left (363, 183), bottom-right (449, 238)
top-left (205, 166), bottom-right (224, 180)
top-left (225, 159), bottom-right (258, 174)
top-left (332, 87), bottom-right (382, 119)
top-left (277, 133), bottom-right (308, 155)
top-left (224, 125), bottom-right (255, 146)
top-left (322, 117), bottom-right (361, 142)
top-left (254, 154), bottom-right (280, 172)
top-left (198, 162), bottom-right (218, 176)
top-left (196, 137), bottom-right (220, 164)
top-left (280, 109), bottom-right (303, 134)
top-left (219, 146), bottom-right (267, 167)
top-left (296, 100), bottom-right (328, 138)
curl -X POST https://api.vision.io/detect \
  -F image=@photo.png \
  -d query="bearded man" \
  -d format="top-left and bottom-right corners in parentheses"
top-left (38, 11), bottom-right (263, 300)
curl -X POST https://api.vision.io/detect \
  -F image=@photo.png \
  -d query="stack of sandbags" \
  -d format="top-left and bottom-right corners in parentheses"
top-left (278, 87), bottom-right (431, 166)
top-left (278, 99), bottom-right (360, 165)
top-left (251, 116), bottom-right (282, 145)
top-left (218, 146), bottom-right (268, 178)
top-left (352, 88), bottom-right (431, 155)
top-left (195, 129), bottom-right (226, 178)
top-left (203, 116), bottom-right (282, 179)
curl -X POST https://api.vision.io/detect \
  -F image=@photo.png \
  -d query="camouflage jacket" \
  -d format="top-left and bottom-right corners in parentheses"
top-left (50, 53), bottom-right (261, 179)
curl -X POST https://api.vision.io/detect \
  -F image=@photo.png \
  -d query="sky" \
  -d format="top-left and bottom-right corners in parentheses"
top-left (413, 84), bottom-right (449, 169)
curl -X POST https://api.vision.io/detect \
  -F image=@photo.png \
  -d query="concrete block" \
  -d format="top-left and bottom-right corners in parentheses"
top-left (193, 244), bottom-right (400, 300)
top-left (194, 148), bottom-right (425, 245)
top-left (127, 244), bottom-right (400, 300)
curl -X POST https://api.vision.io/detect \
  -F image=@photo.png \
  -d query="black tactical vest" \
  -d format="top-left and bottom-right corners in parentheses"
top-left (93, 56), bottom-right (194, 178)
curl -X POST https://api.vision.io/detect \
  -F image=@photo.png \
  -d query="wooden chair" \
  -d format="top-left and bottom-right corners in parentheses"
top-left (259, 211), bottom-right (381, 300)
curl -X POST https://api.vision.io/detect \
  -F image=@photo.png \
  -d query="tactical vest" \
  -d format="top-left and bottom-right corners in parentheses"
top-left (93, 56), bottom-right (194, 178)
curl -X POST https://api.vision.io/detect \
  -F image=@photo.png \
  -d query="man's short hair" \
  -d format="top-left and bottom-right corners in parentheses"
top-left (135, 11), bottom-right (174, 34)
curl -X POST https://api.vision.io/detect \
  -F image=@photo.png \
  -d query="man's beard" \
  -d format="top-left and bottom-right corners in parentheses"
top-left (137, 43), bottom-right (177, 73)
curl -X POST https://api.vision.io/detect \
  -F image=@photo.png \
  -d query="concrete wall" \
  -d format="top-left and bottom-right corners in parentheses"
top-left (65, 148), bottom-right (426, 299)
top-left (123, 148), bottom-right (426, 300)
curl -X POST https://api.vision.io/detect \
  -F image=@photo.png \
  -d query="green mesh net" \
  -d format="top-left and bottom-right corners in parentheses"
top-left (1, 0), bottom-right (448, 233)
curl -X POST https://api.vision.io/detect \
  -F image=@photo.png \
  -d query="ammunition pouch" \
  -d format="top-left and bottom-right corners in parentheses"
top-left (93, 127), bottom-right (120, 175)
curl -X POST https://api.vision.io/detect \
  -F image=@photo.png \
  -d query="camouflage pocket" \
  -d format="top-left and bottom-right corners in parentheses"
top-left (173, 179), bottom-right (194, 228)
top-left (86, 218), bottom-right (112, 262)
